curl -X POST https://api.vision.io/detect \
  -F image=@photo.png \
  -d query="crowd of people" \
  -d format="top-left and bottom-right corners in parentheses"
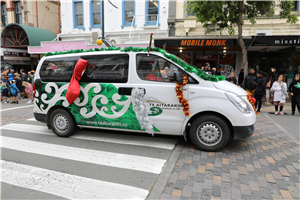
top-left (1, 67), bottom-right (34, 105)
top-left (217, 65), bottom-right (300, 115)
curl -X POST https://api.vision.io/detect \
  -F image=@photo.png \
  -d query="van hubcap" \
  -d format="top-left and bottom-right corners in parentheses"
top-left (197, 122), bottom-right (222, 146)
top-left (54, 114), bottom-right (69, 132)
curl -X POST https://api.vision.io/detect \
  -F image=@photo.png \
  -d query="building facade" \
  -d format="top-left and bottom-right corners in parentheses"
top-left (1, 0), bottom-right (60, 71)
top-left (155, 0), bottom-right (300, 78)
top-left (58, 0), bottom-right (170, 47)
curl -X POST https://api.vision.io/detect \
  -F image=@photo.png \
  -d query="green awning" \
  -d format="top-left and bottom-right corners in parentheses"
top-left (1, 23), bottom-right (56, 47)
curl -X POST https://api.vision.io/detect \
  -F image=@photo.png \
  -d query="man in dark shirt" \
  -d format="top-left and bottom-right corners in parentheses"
top-left (244, 68), bottom-right (257, 97)
top-left (204, 62), bottom-right (215, 75)
top-left (20, 69), bottom-right (28, 98)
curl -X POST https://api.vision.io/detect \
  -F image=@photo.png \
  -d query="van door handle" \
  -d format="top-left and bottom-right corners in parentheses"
top-left (118, 87), bottom-right (133, 95)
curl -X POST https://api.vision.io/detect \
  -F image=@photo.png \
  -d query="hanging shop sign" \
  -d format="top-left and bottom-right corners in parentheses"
top-left (250, 36), bottom-right (300, 46)
top-left (3, 56), bottom-right (30, 61)
top-left (3, 51), bottom-right (30, 57)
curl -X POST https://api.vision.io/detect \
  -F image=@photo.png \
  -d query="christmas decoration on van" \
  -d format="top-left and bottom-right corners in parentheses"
top-left (176, 75), bottom-right (190, 117)
top-left (131, 88), bottom-right (154, 136)
top-left (66, 58), bottom-right (88, 105)
top-left (44, 47), bottom-right (226, 83)
top-left (247, 91), bottom-right (257, 115)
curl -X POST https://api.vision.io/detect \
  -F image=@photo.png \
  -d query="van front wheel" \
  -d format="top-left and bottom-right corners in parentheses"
top-left (190, 115), bottom-right (230, 151)
top-left (50, 109), bottom-right (77, 137)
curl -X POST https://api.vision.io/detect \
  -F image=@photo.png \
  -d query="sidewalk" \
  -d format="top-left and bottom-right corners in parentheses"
top-left (159, 114), bottom-right (300, 200)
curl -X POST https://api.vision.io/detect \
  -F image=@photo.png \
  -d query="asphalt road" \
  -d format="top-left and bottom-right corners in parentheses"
top-left (0, 101), bottom-right (180, 199)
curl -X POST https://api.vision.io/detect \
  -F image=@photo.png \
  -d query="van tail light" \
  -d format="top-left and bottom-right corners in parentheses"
top-left (33, 80), bottom-right (36, 100)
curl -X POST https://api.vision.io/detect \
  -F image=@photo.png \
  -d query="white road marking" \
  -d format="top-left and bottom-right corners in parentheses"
top-left (0, 105), bottom-right (33, 112)
top-left (1, 123), bottom-right (177, 150)
top-left (26, 118), bottom-right (36, 121)
top-left (1, 160), bottom-right (148, 199)
top-left (1, 136), bottom-right (166, 174)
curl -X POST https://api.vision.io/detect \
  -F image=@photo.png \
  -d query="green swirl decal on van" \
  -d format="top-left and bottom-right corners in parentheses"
top-left (34, 79), bottom-right (160, 132)
top-left (149, 107), bottom-right (163, 116)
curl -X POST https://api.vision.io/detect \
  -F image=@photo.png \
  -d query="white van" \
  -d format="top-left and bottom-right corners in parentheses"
top-left (33, 48), bottom-right (256, 151)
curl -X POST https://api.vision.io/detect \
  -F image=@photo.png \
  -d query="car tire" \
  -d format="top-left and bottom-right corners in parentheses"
top-left (189, 115), bottom-right (231, 151)
top-left (50, 108), bottom-right (77, 137)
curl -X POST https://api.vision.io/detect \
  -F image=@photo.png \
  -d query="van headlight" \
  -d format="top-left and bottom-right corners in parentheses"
top-left (225, 92), bottom-right (251, 114)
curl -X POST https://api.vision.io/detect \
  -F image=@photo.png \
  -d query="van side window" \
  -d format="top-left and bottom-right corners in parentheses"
top-left (81, 54), bottom-right (129, 83)
top-left (136, 54), bottom-right (198, 84)
top-left (39, 56), bottom-right (80, 82)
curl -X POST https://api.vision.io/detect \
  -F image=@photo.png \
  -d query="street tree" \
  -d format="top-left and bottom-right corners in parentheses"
top-left (187, 1), bottom-right (298, 75)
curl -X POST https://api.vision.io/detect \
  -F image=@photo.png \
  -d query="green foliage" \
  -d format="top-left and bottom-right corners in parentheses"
top-left (187, 1), bottom-right (298, 36)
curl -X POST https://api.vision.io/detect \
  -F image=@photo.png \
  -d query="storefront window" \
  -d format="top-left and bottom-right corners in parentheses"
top-left (91, 0), bottom-right (101, 27)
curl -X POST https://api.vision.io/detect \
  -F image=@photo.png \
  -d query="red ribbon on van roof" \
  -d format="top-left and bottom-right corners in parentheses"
top-left (66, 58), bottom-right (87, 105)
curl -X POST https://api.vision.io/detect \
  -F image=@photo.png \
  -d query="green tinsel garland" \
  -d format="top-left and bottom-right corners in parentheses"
top-left (43, 46), bottom-right (225, 82)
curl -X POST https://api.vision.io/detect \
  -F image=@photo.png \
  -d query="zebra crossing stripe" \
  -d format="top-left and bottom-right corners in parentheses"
top-left (26, 118), bottom-right (37, 121)
top-left (1, 160), bottom-right (149, 199)
top-left (1, 123), bottom-right (177, 150)
top-left (1, 136), bottom-right (166, 174)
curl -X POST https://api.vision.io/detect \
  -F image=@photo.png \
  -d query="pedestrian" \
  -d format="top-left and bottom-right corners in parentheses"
top-left (22, 81), bottom-right (33, 104)
top-left (14, 73), bottom-right (22, 100)
top-left (238, 69), bottom-right (244, 86)
top-left (1, 66), bottom-right (9, 83)
top-left (1, 82), bottom-right (9, 103)
top-left (27, 71), bottom-right (33, 84)
top-left (8, 69), bottom-right (14, 82)
top-left (271, 74), bottom-right (289, 116)
top-left (226, 72), bottom-right (237, 84)
top-left (254, 70), bottom-right (267, 113)
top-left (20, 69), bottom-right (28, 98)
top-left (288, 74), bottom-right (300, 115)
top-left (200, 66), bottom-right (205, 71)
top-left (9, 80), bottom-right (19, 104)
top-left (244, 68), bottom-right (257, 97)
top-left (204, 62), bottom-right (215, 75)
top-left (265, 67), bottom-right (277, 105)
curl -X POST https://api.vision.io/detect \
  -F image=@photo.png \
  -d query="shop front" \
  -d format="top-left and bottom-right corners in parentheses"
top-left (1, 23), bottom-right (56, 72)
top-left (154, 37), bottom-right (242, 77)
top-left (154, 36), bottom-right (300, 78)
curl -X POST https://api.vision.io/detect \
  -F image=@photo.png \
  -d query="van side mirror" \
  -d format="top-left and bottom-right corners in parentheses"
top-left (173, 71), bottom-right (183, 83)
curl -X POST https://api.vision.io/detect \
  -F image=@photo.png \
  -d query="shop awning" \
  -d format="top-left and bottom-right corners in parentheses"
top-left (1, 23), bottom-right (56, 48)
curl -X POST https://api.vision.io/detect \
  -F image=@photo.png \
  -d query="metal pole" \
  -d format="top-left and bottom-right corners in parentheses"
top-left (102, 0), bottom-right (105, 39)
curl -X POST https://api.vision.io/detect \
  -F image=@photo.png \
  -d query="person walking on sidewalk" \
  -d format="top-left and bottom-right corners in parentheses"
top-left (226, 72), bottom-right (237, 84)
top-left (9, 80), bottom-right (19, 104)
top-left (254, 70), bottom-right (266, 113)
top-left (271, 74), bottom-right (289, 116)
top-left (20, 69), bottom-right (28, 99)
top-left (22, 81), bottom-right (33, 104)
top-left (14, 73), bottom-right (22, 100)
top-left (1, 82), bottom-right (9, 103)
top-left (265, 67), bottom-right (277, 105)
top-left (244, 68), bottom-right (257, 97)
top-left (288, 74), bottom-right (300, 115)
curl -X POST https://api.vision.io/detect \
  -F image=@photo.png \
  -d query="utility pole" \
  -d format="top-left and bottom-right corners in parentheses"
top-left (101, 0), bottom-right (105, 39)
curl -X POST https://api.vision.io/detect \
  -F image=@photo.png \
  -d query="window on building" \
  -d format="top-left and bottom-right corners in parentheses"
top-left (14, 1), bottom-right (22, 24)
top-left (145, 0), bottom-right (159, 26)
top-left (122, 1), bottom-right (134, 27)
top-left (91, 0), bottom-right (101, 28)
top-left (1, 3), bottom-right (8, 27)
top-left (187, 2), bottom-right (196, 17)
top-left (292, 1), bottom-right (299, 11)
top-left (73, 1), bottom-right (84, 29)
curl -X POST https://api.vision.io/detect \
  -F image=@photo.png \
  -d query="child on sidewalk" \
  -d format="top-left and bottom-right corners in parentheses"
top-left (10, 80), bottom-right (19, 104)
top-left (22, 81), bottom-right (33, 104)
top-left (288, 74), bottom-right (300, 115)
top-left (1, 82), bottom-right (9, 103)
top-left (271, 74), bottom-right (289, 116)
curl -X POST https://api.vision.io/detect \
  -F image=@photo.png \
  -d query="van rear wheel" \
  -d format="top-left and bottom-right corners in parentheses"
top-left (189, 115), bottom-right (230, 151)
top-left (50, 109), bottom-right (77, 137)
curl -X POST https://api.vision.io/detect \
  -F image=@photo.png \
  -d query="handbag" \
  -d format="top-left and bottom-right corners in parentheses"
top-left (266, 75), bottom-right (272, 88)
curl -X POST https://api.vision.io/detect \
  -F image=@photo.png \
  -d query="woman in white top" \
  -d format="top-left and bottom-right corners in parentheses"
top-left (270, 74), bottom-right (289, 115)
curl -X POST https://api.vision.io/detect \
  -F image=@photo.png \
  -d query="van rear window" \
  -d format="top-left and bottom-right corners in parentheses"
top-left (39, 54), bottom-right (129, 83)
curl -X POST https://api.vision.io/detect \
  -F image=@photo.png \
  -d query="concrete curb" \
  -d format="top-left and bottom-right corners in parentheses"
top-left (263, 113), bottom-right (300, 145)
top-left (147, 143), bottom-right (184, 200)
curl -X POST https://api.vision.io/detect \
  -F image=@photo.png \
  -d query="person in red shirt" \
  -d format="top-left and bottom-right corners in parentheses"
top-left (145, 64), bottom-right (170, 82)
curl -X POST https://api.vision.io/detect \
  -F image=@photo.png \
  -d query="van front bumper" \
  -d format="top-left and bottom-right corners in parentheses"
top-left (233, 124), bottom-right (255, 140)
